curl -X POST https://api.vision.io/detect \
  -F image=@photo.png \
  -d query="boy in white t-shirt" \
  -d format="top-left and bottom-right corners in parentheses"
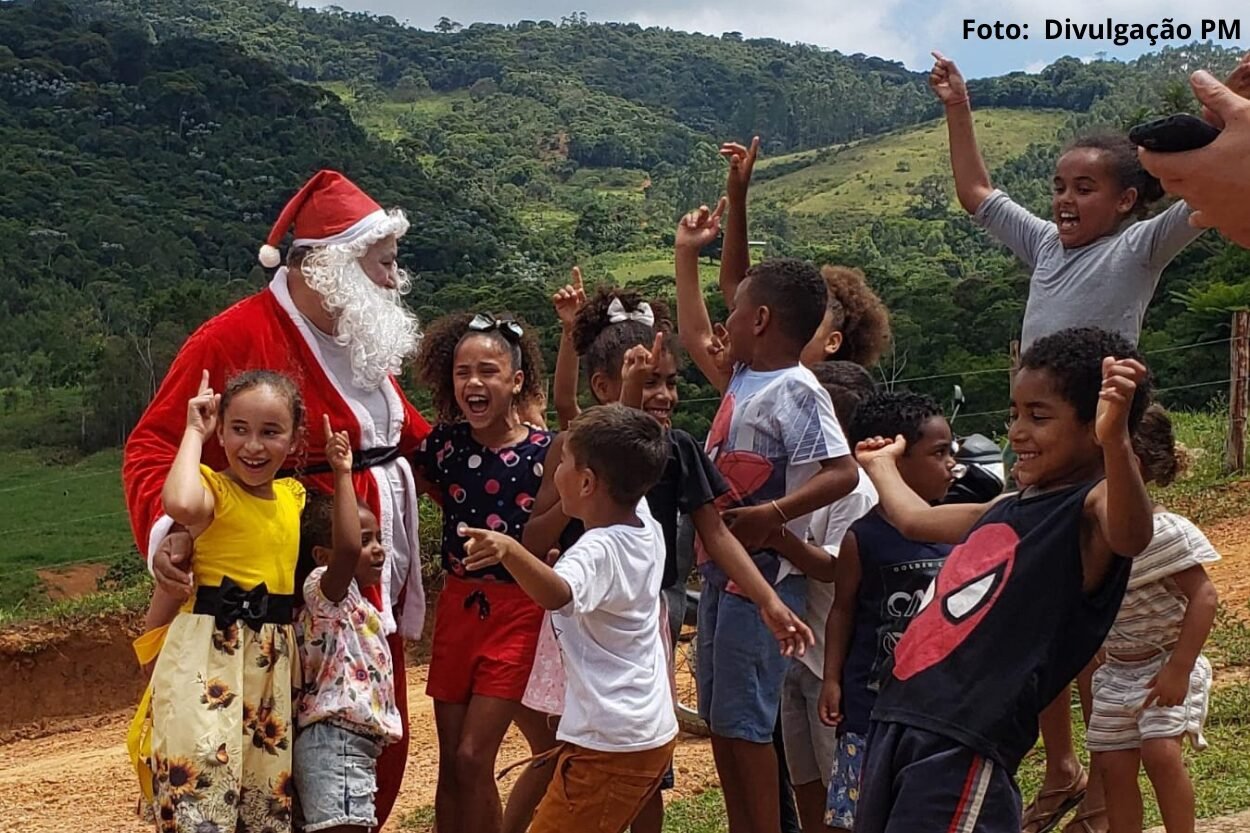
top-left (462, 403), bottom-right (676, 833)
top-left (766, 361), bottom-right (879, 833)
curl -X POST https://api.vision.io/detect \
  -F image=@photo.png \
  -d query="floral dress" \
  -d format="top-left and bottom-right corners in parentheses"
top-left (147, 467), bottom-right (304, 833)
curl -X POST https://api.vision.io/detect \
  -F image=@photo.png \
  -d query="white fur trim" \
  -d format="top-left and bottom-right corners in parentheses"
top-left (258, 244), bottom-right (282, 268)
top-left (292, 208), bottom-right (388, 250)
top-left (146, 514), bottom-right (176, 575)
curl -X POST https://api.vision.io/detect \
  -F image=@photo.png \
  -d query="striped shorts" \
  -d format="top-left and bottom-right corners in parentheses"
top-left (1087, 653), bottom-right (1211, 752)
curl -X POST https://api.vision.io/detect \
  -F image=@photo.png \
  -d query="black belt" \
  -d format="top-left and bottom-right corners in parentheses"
top-left (195, 577), bottom-right (294, 631)
top-left (278, 444), bottom-right (403, 478)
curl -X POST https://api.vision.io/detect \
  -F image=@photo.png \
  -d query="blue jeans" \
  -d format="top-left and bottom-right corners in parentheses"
top-left (294, 720), bottom-right (384, 831)
top-left (695, 574), bottom-right (806, 743)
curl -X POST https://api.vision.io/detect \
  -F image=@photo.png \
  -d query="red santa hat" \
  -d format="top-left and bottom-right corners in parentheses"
top-left (258, 170), bottom-right (387, 268)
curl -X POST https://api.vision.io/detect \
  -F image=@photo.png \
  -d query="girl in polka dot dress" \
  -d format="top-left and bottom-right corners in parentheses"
top-left (411, 311), bottom-right (555, 833)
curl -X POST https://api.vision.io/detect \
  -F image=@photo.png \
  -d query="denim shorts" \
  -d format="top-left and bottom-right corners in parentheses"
top-left (294, 720), bottom-right (385, 832)
top-left (695, 574), bottom-right (806, 743)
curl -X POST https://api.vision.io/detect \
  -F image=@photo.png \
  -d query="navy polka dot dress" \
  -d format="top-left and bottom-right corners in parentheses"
top-left (412, 422), bottom-right (553, 582)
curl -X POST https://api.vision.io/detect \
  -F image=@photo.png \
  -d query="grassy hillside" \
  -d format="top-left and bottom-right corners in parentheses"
top-left (0, 449), bottom-right (133, 610)
top-left (755, 108), bottom-right (1068, 222)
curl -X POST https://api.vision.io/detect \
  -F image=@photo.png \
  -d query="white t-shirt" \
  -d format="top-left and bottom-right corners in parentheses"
top-left (797, 471), bottom-right (879, 680)
top-left (552, 503), bottom-right (678, 753)
top-left (701, 363), bottom-right (851, 591)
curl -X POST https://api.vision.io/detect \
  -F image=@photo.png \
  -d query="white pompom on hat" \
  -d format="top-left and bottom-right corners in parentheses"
top-left (258, 170), bottom-right (387, 267)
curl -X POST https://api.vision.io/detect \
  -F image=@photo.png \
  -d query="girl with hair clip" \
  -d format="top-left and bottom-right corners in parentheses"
top-left (500, 271), bottom-right (814, 833)
top-left (409, 312), bottom-right (557, 833)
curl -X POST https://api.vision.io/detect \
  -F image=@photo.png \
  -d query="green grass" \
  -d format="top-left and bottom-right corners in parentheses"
top-left (587, 248), bottom-right (722, 287)
top-left (320, 82), bottom-right (466, 142)
top-left (1156, 410), bottom-right (1248, 526)
top-left (0, 448), bottom-right (133, 610)
top-left (755, 109), bottom-right (1067, 220)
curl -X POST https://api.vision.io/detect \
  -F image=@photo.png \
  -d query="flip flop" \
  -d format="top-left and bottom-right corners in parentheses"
top-left (1020, 768), bottom-right (1088, 833)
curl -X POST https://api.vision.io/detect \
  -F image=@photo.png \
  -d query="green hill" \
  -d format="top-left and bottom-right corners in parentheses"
top-left (756, 109), bottom-right (1068, 223)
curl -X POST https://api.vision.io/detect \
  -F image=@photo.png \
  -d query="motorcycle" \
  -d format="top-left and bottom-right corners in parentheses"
top-left (943, 385), bottom-right (1008, 504)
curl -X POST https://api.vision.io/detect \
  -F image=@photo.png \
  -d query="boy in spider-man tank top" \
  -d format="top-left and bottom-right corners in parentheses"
top-left (849, 327), bottom-right (1155, 833)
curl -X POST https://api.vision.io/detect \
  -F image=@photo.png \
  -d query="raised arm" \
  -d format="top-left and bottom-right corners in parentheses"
top-left (857, 436), bottom-right (990, 544)
top-left (522, 432), bottom-right (573, 557)
top-left (124, 329), bottom-right (228, 560)
top-left (718, 137), bottom-right (759, 309)
top-left (552, 267), bottom-right (586, 430)
top-left (930, 52), bottom-right (994, 214)
top-left (318, 416), bottom-right (364, 603)
top-left (160, 371), bottom-right (218, 530)
top-left (1087, 359), bottom-right (1155, 572)
top-left (675, 199), bottom-right (733, 392)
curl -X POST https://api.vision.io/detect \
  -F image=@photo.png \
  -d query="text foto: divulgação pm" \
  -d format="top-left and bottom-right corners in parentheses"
top-left (963, 18), bottom-right (1242, 45)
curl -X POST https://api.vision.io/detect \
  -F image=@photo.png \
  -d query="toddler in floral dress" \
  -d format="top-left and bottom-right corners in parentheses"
top-left (294, 458), bottom-right (403, 832)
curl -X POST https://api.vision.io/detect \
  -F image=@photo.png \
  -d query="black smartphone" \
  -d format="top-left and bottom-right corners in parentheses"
top-left (1129, 114), bottom-right (1222, 153)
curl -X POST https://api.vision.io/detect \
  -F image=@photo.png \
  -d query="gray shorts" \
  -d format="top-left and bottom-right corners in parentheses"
top-left (294, 720), bottom-right (385, 831)
top-left (780, 662), bottom-right (838, 786)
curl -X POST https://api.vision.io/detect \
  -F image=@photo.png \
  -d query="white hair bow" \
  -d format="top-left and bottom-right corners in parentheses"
top-left (607, 297), bottom-right (655, 327)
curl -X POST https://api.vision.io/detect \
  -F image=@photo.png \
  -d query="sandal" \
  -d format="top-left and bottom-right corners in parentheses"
top-left (1020, 768), bottom-right (1088, 833)
top-left (1061, 806), bottom-right (1108, 833)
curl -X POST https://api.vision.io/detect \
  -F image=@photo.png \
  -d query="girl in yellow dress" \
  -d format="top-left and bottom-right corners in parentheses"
top-left (144, 369), bottom-right (313, 833)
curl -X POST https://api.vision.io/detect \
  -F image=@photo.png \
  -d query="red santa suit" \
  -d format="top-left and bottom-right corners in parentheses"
top-left (122, 171), bottom-right (429, 830)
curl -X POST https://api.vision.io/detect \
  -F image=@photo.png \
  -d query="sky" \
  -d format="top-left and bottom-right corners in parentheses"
top-left (315, 0), bottom-right (1248, 78)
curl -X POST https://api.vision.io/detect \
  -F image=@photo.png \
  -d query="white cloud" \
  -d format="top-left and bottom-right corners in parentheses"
top-left (1024, 59), bottom-right (1049, 73)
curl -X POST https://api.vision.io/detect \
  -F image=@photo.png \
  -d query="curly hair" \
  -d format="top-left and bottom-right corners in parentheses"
top-left (821, 265), bottom-right (892, 368)
top-left (850, 390), bottom-right (945, 449)
top-left (1019, 327), bottom-right (1152, 429)
top-left (220, 369), bottom-right (305, 430)
top-left (743, 258), bottom-right (829, 350)
top-left (414, 311), bottom-right (546, 424)
top-left (570, 286), bottom-right (675, 381)
top-left (1132, 404), bottom-right (1187, 487)
top-left (812, 360), bottom-right (878, 429)
top-left (1064, 132), bottom-right (1165, 218)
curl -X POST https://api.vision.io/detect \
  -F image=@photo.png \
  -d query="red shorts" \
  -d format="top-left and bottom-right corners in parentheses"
top-left (427, 575), bottom-right (545, 704)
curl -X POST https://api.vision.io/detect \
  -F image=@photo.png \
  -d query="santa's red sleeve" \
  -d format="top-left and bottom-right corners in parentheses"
top-left (122, 322), bottom-right (230, 565)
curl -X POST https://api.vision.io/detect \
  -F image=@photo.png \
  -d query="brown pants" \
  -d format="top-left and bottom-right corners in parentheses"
top-left (529, 738), bottom-right (678, 833)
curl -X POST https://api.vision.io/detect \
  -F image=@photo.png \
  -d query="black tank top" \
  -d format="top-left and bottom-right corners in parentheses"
top-left (871, 480), bottom-right (1130, 771)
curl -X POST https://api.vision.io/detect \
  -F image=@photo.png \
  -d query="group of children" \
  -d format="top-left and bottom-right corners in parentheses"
top-left (132, 49), bottom-right (1233, 833)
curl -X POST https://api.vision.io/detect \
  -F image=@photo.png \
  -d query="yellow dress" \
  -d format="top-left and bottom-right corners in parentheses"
top-left (147, 466), bottom-right (305, 833)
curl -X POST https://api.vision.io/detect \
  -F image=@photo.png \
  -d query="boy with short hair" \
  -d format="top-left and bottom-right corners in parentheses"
top-left (816, 390), bottom-right (957, 832)
top-left (852, 327), bottom-right (1155, 832)
top-left (675, 203), bottom-right (861, 833)
top-left (461, 403), bottom-right (676, 833)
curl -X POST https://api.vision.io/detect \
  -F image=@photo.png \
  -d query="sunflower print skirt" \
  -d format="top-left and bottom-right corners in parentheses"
top-left (148, 612), bottom-right (299, 833)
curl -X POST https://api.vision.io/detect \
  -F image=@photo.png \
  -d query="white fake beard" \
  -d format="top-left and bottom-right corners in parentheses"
top-left (302, 249), bottom-right (422, 390)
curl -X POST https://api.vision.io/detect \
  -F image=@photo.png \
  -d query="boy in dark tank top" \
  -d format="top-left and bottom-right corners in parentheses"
top-left (850, 327), bottom-right (1155, 833)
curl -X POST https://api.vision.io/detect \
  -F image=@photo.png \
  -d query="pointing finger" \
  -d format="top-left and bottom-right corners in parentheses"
top-left (571, 265), bottom-right (583, 292)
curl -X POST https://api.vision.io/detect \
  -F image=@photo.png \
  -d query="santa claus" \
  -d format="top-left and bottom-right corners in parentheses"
top-left (122, 169), bottom-right (430, 828)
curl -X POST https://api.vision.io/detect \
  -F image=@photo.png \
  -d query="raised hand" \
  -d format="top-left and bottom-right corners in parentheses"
top-left (721, 137), bottom-right (760, 202)
top-left (708, 322), bottom-right (733, 373)
top-left (622, 332), bottom-right (664, 387)
top-left (854, 435), bottom-right (908, 467)
top-left (186, 369), bottom-right (220, 437)
top-left (1096, 357), bottom-right (1148, 447)
top-left (675, 197), bottom-right (728, 253)
top-left (929, 51), bottom-right (969, 106)
top-left (323, 414), bottom-right (353, 475)
top-left (553, 266), bottom-right (587, 328)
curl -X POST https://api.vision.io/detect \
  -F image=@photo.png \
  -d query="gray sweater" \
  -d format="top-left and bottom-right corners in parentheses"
top-left (975, 190), bottom-right (1204, 349)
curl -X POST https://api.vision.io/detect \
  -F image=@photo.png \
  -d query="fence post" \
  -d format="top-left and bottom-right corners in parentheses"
top-left (1224, 310), bottom-right (1250, 474)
